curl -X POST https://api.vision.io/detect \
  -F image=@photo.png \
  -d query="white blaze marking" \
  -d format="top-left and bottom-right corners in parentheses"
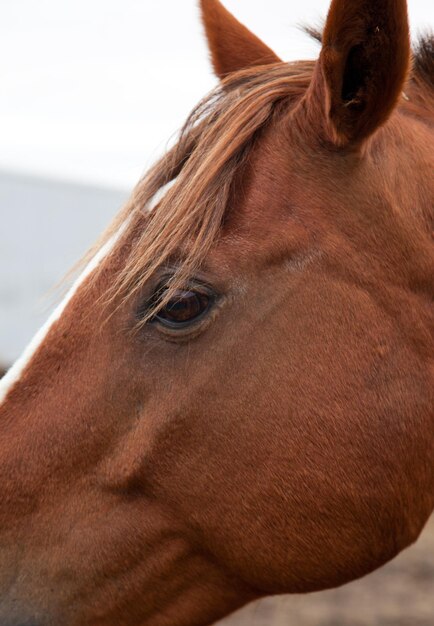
top-left (0, 228), bottom-right (125, 406)
top-left (148, 179), bottom-right (176, 212)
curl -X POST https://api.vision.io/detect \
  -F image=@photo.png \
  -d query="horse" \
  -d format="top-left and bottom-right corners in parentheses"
top-left (0, 0), bottom-right (433, 624)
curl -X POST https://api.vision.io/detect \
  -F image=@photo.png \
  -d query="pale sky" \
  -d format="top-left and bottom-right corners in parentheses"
top-left (1, 0), bottom-right (433, 191)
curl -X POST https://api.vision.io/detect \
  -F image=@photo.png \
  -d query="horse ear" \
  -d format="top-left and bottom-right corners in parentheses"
top-left (200, 0), bottom-right (281, 79)
top-left (304, 0), bottom-right (410, 147)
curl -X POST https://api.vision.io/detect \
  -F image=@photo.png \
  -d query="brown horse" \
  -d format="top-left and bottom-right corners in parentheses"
top-left (0, 0), bottom-right (433, 624)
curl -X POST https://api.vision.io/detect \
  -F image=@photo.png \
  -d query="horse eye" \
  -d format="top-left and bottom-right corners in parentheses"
top-left (153, 288), bottom-right (212, 328)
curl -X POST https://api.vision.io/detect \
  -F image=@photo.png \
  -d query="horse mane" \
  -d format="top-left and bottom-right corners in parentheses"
top-left (86, 34), bottom-right (433, 321)
top-left (91, 60), bottom-right (313, 320)
top-left (414, 33), bottom-right (434, 90)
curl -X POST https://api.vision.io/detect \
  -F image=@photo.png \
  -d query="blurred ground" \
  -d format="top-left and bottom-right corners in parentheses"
top-left (219, 515), bottom-right (434, 626)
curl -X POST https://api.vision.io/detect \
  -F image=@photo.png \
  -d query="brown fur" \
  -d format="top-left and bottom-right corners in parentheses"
top-left (0, 1), bottom-right (433, 625)
top-left (314, 0), bottom-right (411, 146)
top-left (200, 0), bottom-right (280, 77)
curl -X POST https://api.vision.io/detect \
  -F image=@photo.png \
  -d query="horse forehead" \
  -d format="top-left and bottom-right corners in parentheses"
top-left (215, 137), bottom-right (335, 270)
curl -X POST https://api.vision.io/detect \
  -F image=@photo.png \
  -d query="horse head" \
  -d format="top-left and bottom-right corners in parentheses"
top-left (0, 0), bottom-right (433, 624)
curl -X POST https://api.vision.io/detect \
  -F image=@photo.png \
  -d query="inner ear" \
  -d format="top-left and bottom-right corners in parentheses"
top-left (301, 0), bottom-right (410, 148)
top-left (341, 43), bottom-right (368, 105)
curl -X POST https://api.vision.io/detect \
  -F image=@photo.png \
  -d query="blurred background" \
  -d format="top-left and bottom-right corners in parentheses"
top-left (1, 1), bottom-right (433, 624)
